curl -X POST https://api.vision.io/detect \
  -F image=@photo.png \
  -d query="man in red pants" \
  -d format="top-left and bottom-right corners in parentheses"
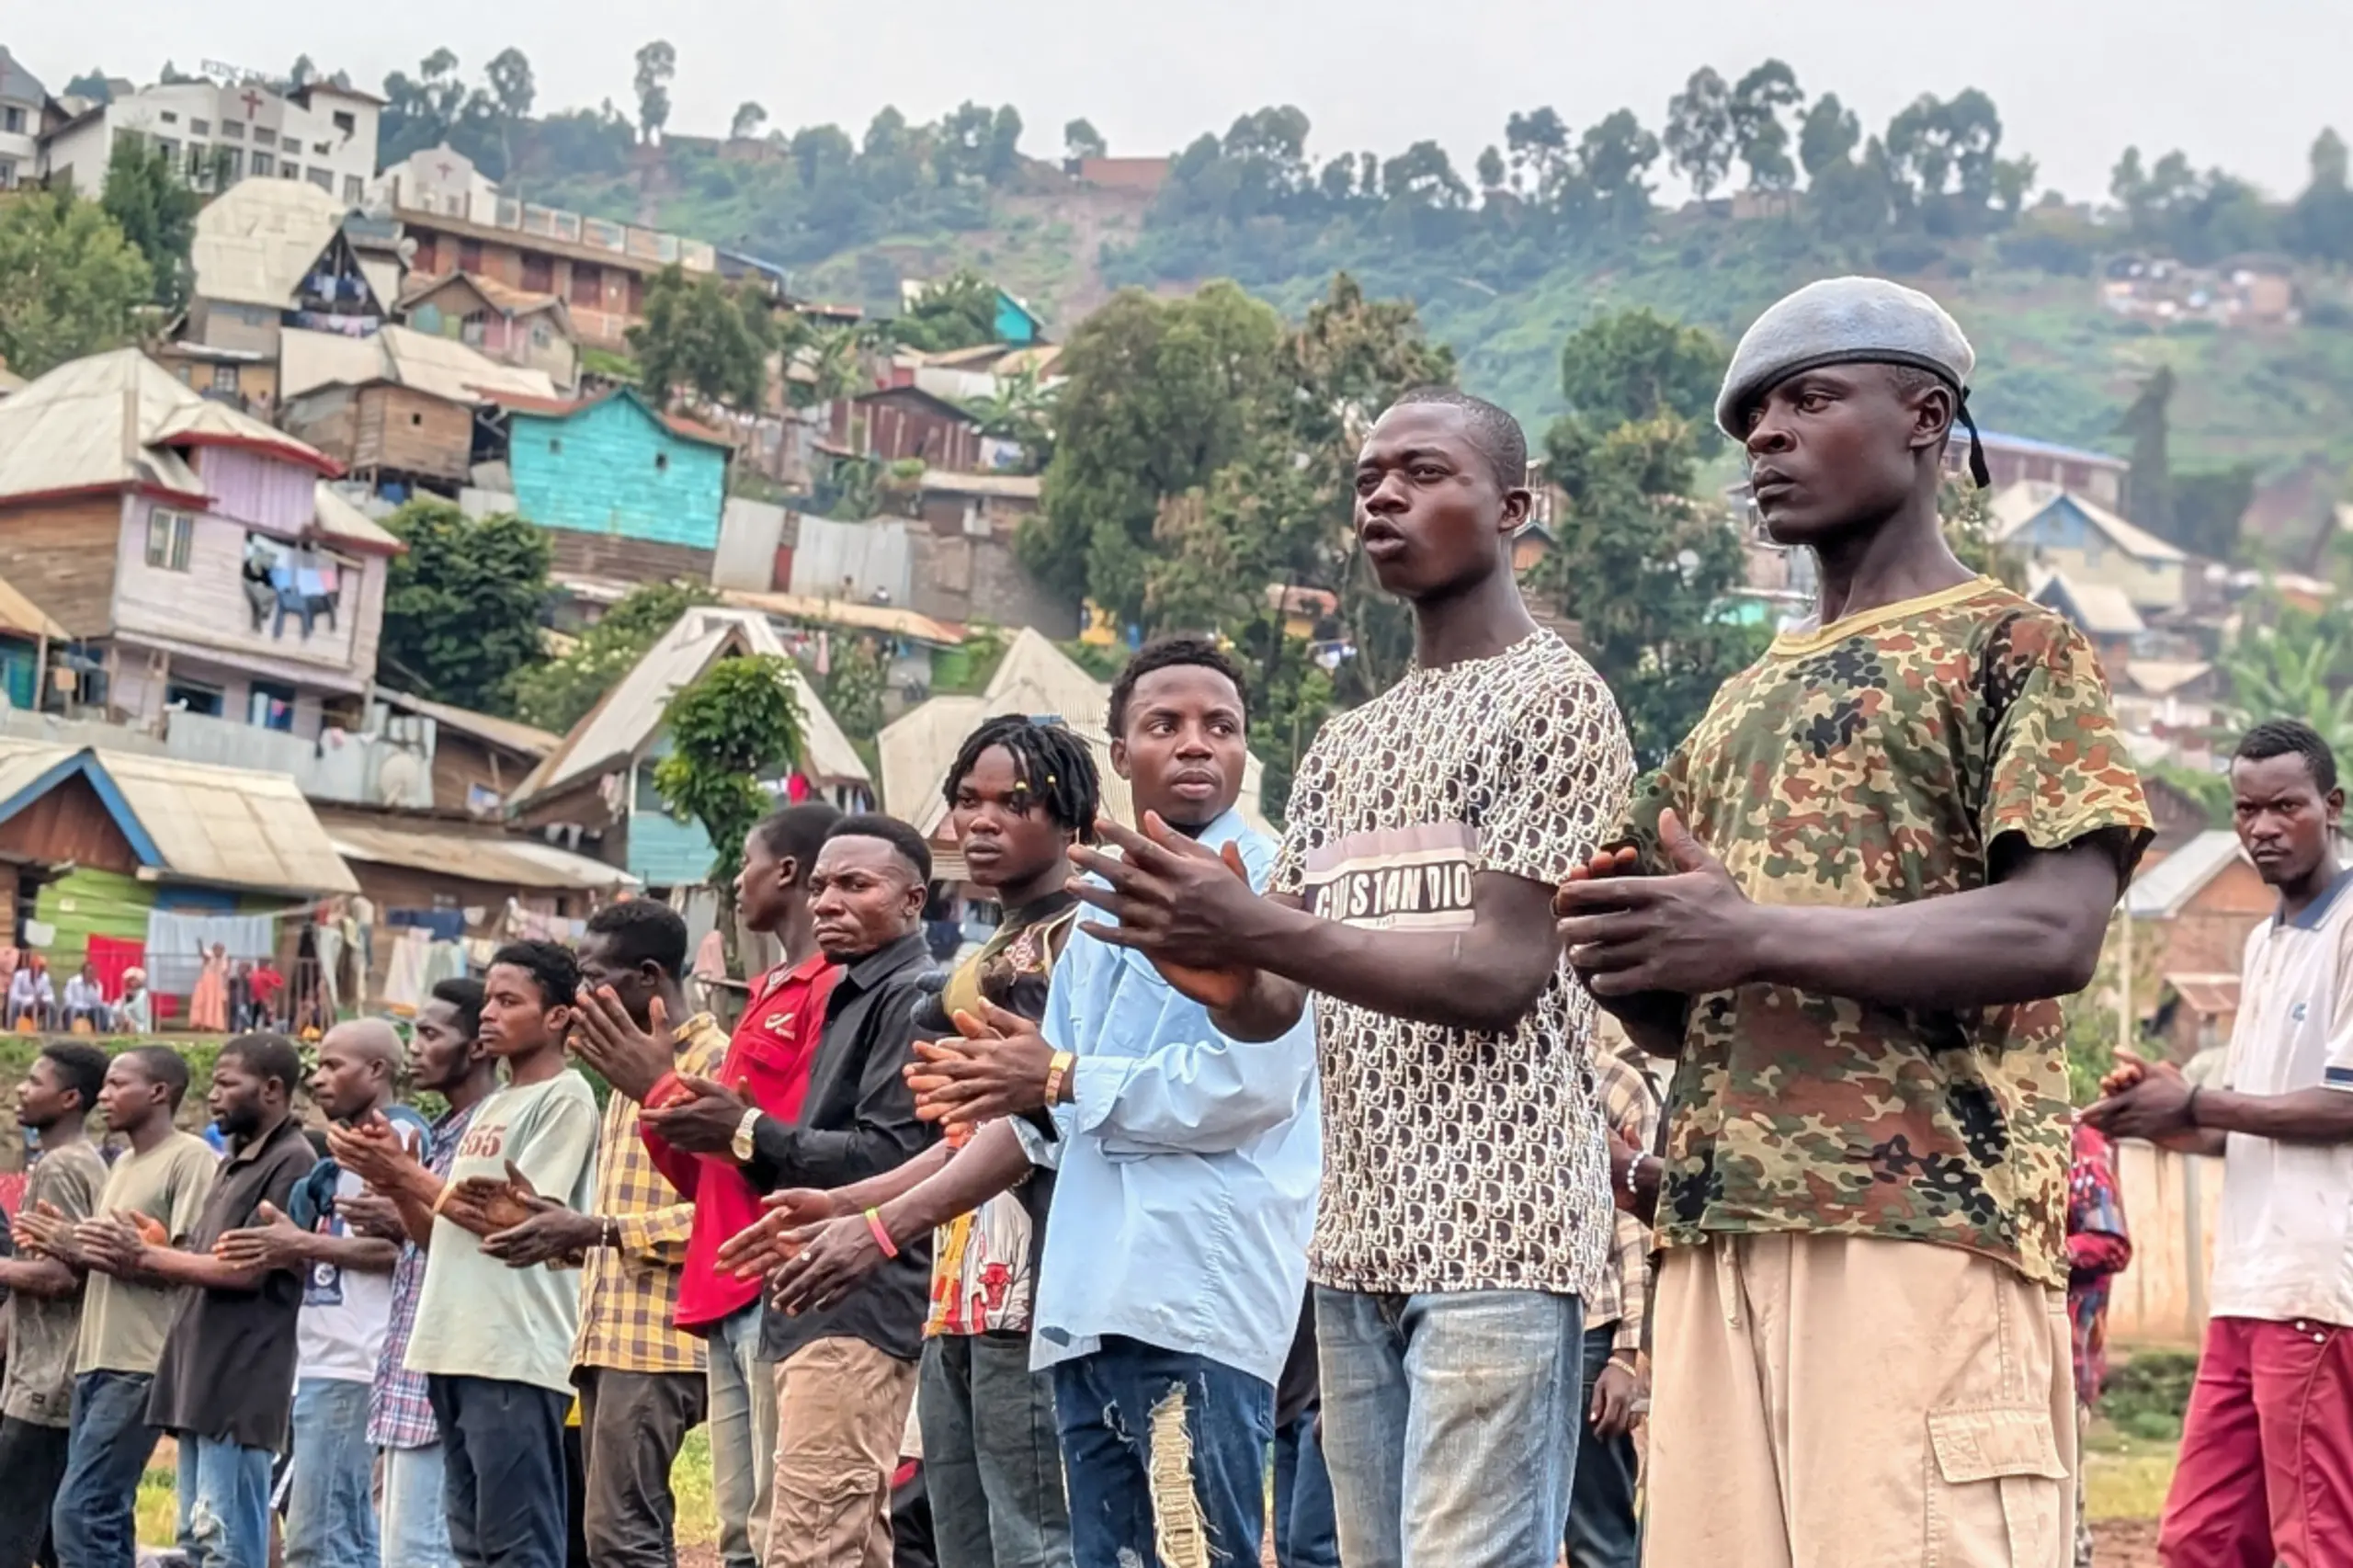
top-left (2091, 718), bottom-right (2353, 1568)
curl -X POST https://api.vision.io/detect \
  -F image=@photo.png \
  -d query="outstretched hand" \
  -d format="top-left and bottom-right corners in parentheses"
top-left (442, 1161), bottom-right (542, 1238)
top-left (1066, 813), bottom-right (1262, 1010)
top-left (906, 1001), bottom-right (1058, 1133)
top-left (718, 1188), bottom-right (840, 1279)
top-left (214, 1200), bottom-right (308, 1271)
top-left (2081, 1048), bottom-right (2197, 1141)
top-left (571, 986), bottom-right (675, 1103)
top-left (1554, 810), bottom-right (1761, 996)
top-left (767, 1212), bottom-right (890, 1317)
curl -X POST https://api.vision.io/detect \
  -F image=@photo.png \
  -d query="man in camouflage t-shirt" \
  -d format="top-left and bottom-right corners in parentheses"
top-left (1556, 278), bottom-right (2151, 1568)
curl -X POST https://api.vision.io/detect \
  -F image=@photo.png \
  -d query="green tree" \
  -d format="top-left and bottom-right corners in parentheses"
top-left (1022, 282), bottom-right (1285, 624)
top-left (1730, 59), bottom-right (1804, 192)
top-left (1064, 119), bottom-right (1106, 163)
top-left (379, 502), bottom-right (552, 712)
top-left (1664, 67), bottom-right (1737, 203)
top-left (1577, 109), bottom-right (1662, 227)
top-left (962, 368), bottom-right (1059, 473)
top-left (99, 139), bottom-right (201, 307)
top-left (508, 581), bottom-right (716, 733)
top-left (2061, 911), bottom-right (2167, 1101)
top-left (633, 40), bottom-right (676, 143)
top-left (629, 265), bottom-right (773, 413)
top-left (1799, 93), bottom-right (1860, 179)
top-left (1557, 307), bottom-right (1728, 429)
top-left (483, 47), bottom-right (535, 175)
top-left (731, 101), bottom-right (768, 142)
top-left (2219, 604), bottom-right (2353, 758)
top-left (1535, 412), bottom-right (1759, 767)
top-left (891, 270), bottom-right (1001, 353)
top-left (2291, 128), bottom-right (2353, 262)
top-left (0, 192), bottom-right (152, 377)
top-left (819, 637), bottom-right (888, 741)
top-left (2116, 366), bottom-right (2175, 544)
top-left (653, 653), bottom-right (807, 970)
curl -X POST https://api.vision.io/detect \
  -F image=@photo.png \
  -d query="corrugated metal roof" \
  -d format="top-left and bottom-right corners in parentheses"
top-left (2128, 830), bottom-right (2244, 918)
top-left (1992, 482), bottom-right (2188, 566)
top-left (0, 738), bottom-right (358, 894)
top-left (2121, 659), bottom-right (2213, 696)
top-left (877, 629), bottom-right (1273, 845)
top-left (1977, 430), bottom-right (2128, 469)
top-left (313, 483), bottom-right (400, 553)
top-left (719, 588), bottom-right (967, 646)
top-left (0, 348), bottom-right (336, 505)
top-left (514, 608), bottom-right (870, 808)
top-left (279, 325), bottom-right (558, 405)
top-left (327, 819), bottom-right (636, 892)
top-left (2029, 567), bottom-right (2144, 636)
top-left (189, 179), bottom-right (355, 312)
top-left (2165, 972), bottom-right (2241, 1017)
top-left (0, 573), bottom-right (66, 640)
top-left (375, 690), bottom-right (560, 757)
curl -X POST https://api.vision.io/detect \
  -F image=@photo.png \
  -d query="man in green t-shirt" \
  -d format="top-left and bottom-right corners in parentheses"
top-left (26, 1046), bottom-right (218, 1568)
top-left (0, 1043), bottom-right (108, 1568)
top-left (1553, 278), bottom-right (2153, 1567)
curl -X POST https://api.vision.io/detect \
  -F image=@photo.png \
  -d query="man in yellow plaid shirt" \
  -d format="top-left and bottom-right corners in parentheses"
top-left (483, 901), bottom-right (724, 1568)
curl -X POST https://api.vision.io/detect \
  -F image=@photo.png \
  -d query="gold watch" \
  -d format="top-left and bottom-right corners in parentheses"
top-left (730, 1108), bottom-right (761, 1164)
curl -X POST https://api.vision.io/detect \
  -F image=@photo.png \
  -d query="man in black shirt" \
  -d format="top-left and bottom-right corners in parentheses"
top-left (83, 1034), bottom-right (314, 1568)
top-left (642, 814), bottom-right (938, 1568)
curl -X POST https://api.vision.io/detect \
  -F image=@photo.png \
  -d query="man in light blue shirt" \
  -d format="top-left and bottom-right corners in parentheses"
top-left (755, 637), bottom-right (1319, 1568)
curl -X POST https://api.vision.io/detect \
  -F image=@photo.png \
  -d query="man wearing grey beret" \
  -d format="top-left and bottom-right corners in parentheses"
top-left (1555, 277), bottom-right (2154, 1566)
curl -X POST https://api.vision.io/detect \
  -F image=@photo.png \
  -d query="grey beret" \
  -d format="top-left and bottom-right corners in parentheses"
top-left (1714, 277), bottom-right (1977, 438)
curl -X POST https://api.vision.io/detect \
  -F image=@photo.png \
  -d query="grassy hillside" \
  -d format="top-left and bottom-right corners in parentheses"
top-left (529, 154), bottom-right (2353, 478)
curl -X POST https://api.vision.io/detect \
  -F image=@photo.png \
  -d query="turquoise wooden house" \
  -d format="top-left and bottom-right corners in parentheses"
top-left (498, 389), bottom-right (733, 575)
top-left (993, 290), bottom-right (1045, 347)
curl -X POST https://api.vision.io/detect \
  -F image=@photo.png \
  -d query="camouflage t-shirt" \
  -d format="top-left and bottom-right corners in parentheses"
top-left (1618, 577), bottom-right (2151, 1288)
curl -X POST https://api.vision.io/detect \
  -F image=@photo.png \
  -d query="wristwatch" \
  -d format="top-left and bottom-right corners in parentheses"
top-left (730, 1108), bottom-right (762, 1164)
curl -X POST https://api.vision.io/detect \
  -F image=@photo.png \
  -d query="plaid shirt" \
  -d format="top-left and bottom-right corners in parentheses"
top-left (369, 1101), bottom-right (478, 1450)
top-left (1586, 1047), bottom-right (1661, 1356)
top-left (573, 1014), bottom-right (728, 1374)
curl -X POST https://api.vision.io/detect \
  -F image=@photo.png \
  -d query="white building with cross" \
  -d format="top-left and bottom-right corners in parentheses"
top-left (41, 74), bottom-right (380, 204)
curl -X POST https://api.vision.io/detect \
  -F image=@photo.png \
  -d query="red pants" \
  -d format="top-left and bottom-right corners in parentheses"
top-left (2160, 1314), bottom-right (2353, 1567)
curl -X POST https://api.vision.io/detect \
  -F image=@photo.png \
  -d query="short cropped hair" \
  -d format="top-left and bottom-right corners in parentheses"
top-left (1387, 385), bottom-right (1528, 491)
top-left (219, 1032), bottom-right (305, 1096)
top-left (487, 941), bottom-right (583, 1010)
top-left (584, 899), bottom-right (690, 981)
top-left (1107, 635), bottom-right (1250, 739)
top-left (2236, 718), bottom-right (2339, 796)
top-left (824, 813), bottom-right (933, 884)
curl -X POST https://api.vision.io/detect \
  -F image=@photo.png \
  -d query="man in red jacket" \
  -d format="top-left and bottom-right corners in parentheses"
top-left (575, 802), bottom-right (841, 1568)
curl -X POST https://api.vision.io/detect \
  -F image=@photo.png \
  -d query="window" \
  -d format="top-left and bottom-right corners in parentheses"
top-left (571, 264), bottom-right (602, 307)
top-left (307, 166), bottom-right (332, 192)
top-left (313, 141), bottom-right (331, 155)
top-left (344, 175), bottom-right (363, 204)
top-left (221, 119), bottom-right (244, 140)
top-left (249, 152), bottom-right (274, 177)
top-left (411, 234), bottom-right (438, 274)
top-left (190, 118), bottom-right (210, 136)
top-left (282, 162), bottom-right (302, 181)
top-left (627, 273), bottom-right (645, 314)
top-left (332, 110), bottom-right (356, 135)
top-left (185, 143), bottom-right (208, 181)
top-left (160, 110), bottom-right (178, 124)
top-left (458, 238), bottom-right (483, 272)
top-left (253, 127), bottom-right (276, 147)
top-left (410, 411), bottom-right (424, 426)
top-left (548, 437), bottom-right (563, 455)
top-left (0, 161), bottom-right (13, 187)
top-left (2, 108), bottom-right (24, 133)
top-left (654, 452), bottom-right (670, 473)
top-left (165, 680), bottom-right (223, 717)
top-left (521, 253), bottom-right (553, 292)
top-left (145, 509), bottom-right (194, 572)
top-left (247, 680), bottom-right (298, 733)
top-left (218, 147), bottom-right (243, 180)
top-left (211, 365), bottom-right (239, 394)
top-left (157, 137), bottom-right (179, 164)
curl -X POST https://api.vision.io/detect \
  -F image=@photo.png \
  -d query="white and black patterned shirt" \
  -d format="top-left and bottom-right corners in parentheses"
top-left (1273, 629), bottom-right (1633, 1298)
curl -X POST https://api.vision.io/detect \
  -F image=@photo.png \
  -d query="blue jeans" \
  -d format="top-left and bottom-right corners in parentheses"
top-left (176, 1435), bottom-right (275, 1568)
top-left (428, 1375), bottom-right (570, 1568)
top-left (284, 1378), bottom-right (380, 1568)
top-left (1565, 1323), bottom-right (1640, 1568)
top-left (1273, 1410), bottom-right (1340, 1568)
top-left (381, 1443), bottom-right (459, 1568)
top-left (1051, 1338), bottom-right (1272, 1568)
top-left (1316, 1287), bottom-right (1585, 1568)
top-left (921, 1333), bottom-right (1072, 1568)
top-left (53, 1370), bottom-right (166, 1568)
top-left (707, 1303), bottom-right (778, 1568)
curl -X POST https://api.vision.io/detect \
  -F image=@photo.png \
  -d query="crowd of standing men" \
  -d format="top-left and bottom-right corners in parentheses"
top-left (2, 271), bottom-right (2347, 1568)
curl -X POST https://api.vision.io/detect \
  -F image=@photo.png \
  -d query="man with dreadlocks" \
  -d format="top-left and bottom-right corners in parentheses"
top-left (720, 716), bottom-right (1097, 1568)
top-left (733, 638), bottom-right (1319, 1568)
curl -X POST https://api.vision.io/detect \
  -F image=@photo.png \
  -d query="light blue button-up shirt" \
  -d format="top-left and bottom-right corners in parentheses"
top-left (1014, 807), bottom-right (1321, 1389)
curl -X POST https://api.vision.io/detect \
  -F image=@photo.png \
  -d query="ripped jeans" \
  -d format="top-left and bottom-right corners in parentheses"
top-left (1051, 1337), bottom-right (1273, 1568)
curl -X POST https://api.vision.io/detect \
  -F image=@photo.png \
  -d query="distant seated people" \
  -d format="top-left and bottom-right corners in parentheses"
top-left (9, 957), bottom-right (53, 1030)
top-left (118, 970), bottom-right (153, 1036)
top-left (62, 964), bottom-right (106, 1032)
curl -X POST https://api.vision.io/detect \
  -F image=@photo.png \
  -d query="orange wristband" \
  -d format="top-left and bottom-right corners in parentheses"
top-left (863, 1208), bottom-right (899, 1259)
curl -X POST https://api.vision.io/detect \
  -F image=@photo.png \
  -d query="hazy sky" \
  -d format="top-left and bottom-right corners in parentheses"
top-left (10, 0), bottom-right (2345, 203)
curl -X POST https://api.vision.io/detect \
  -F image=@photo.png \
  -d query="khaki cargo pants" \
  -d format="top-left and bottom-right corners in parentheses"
top-left (1643, 1233), bottom-right (2074, 1568)
top-left (765, 1335), bottom-right (920, 1568)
